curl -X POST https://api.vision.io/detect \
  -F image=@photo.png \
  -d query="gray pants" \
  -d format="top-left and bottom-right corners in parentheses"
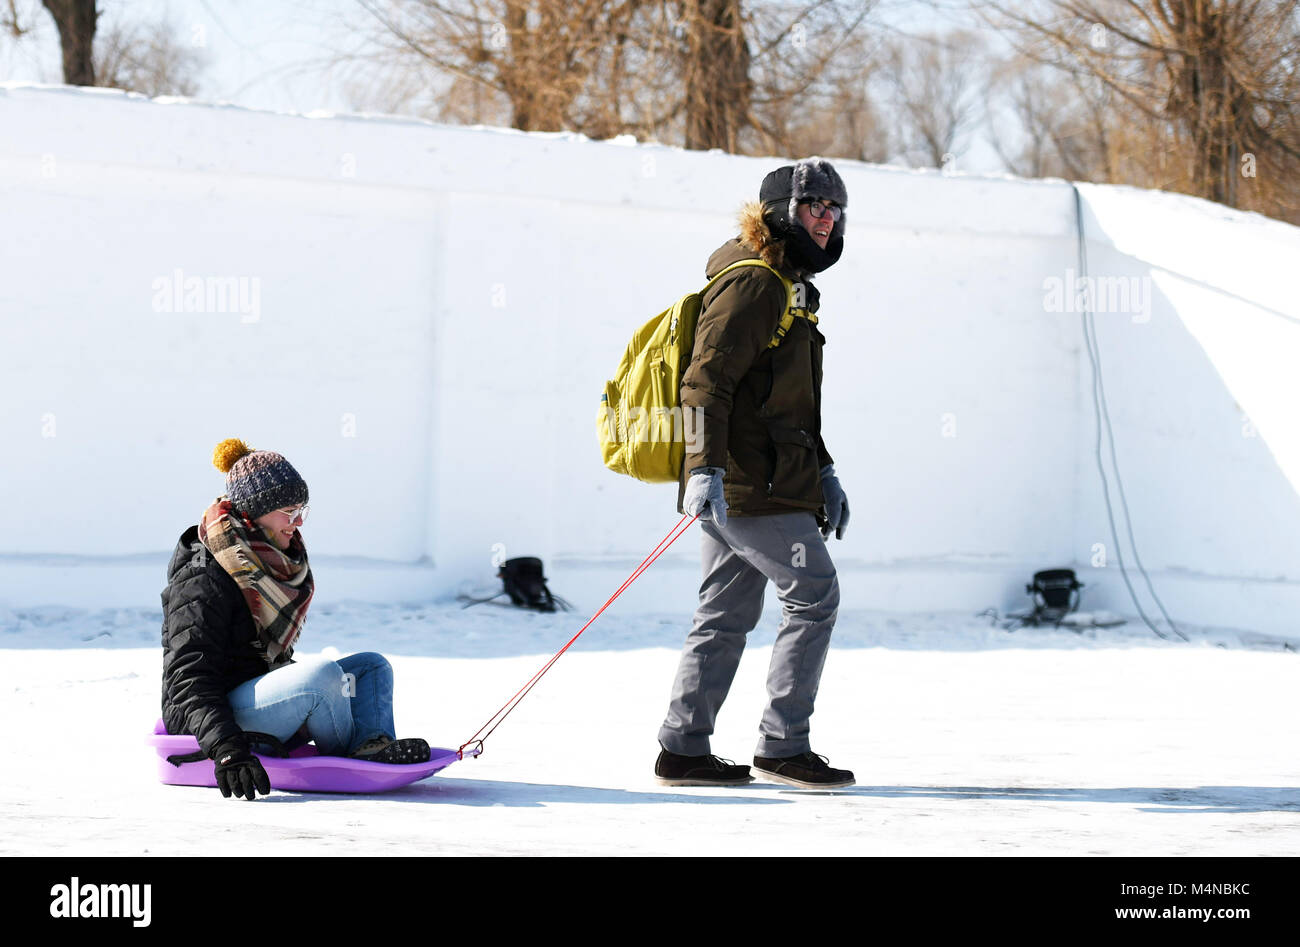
top-left (658, 511), bottom-right (840, 758)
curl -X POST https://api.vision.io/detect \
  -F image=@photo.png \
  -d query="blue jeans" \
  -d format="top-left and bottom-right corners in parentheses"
top-left (226, 652), bottom-right (396, 756)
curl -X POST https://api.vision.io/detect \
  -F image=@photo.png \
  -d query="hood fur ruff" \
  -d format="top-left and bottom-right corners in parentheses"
top-left (736, 201), bottom-right (786, 271)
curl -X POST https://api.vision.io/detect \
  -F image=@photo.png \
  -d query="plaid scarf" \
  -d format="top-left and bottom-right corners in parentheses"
top-left (198, 496), bottom-right (314, 666)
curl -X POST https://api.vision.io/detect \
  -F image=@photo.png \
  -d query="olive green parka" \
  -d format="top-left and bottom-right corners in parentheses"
top-left (676, 201), bottom-right (834, 520)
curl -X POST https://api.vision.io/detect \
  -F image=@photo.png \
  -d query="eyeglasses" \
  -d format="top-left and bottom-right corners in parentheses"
top-left (277, 505), bottom-right (309, 525)
top-left (802, 199), bottom-right (842, 222)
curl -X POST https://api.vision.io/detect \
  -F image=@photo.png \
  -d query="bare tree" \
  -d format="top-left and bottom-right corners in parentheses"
top-left (344, 0), bottom-right (879, 154)
top-left (988, 53), bottom-right (1115, 180)
top-left (94, 17), bottom-right (207, 97)
top-left (748, 37), bottom-right (890, 160)
top-left (680, 0), bottom-right (751, 150)
top-left (741, 0), bottom-right (877, 157)
top-left (41, 0), bottom-right (96, 85)
top-left (568, 0), bottom-right (669, 139)
top-left (351, 1), bottom-right (662, 134)
top-left (974, 1), bottom-right (1300, 219)
top-left (882, 28), bottom-right (988, 168)
top-left (4, 0), bottom-right (32, 37)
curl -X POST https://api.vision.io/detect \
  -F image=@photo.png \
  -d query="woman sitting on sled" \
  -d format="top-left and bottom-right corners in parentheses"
top-left (161, 438), bottom-right (429, 801)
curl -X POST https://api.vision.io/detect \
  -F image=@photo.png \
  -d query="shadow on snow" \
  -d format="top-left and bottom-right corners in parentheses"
top-left (215, 781), bottom-right (1297, 813)
top-left (841, 784), bottom-right (1300, 814)
top-left (245, 776), bottom-right (795, 808)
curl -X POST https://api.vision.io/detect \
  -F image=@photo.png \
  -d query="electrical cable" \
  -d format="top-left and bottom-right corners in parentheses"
top-left (1072, 184), bottom-right (1187, 642)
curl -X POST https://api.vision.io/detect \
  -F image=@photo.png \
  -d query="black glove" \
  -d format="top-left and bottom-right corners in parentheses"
top-left (213, 736), bottom-right (271, 801)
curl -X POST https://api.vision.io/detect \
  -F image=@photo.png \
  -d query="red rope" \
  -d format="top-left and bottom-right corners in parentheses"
top-left (458, 513), bottom-right (698, 759)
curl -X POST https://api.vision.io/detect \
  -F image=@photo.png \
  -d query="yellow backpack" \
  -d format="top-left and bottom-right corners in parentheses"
top-left (598, 258), bottom-right (817, 483)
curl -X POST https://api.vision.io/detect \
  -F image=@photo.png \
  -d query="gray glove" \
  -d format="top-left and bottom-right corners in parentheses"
top-left (820, 464), bottom-right (849, 540)
top-left (683, 466), bottom-right (727, 527)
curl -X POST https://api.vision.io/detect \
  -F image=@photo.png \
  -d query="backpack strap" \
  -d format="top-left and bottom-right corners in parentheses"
top-left (702, 259), bottom-right (817, 349)
top-left (767, 305), bottom-right (818, 349)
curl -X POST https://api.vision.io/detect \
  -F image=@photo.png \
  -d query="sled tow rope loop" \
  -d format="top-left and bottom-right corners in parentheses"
top-left (458, 513), bottom-right (699, 759)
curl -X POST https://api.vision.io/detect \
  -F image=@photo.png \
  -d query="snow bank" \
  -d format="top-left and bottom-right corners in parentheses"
top-left (1, 83), bottom-right (1297, 636)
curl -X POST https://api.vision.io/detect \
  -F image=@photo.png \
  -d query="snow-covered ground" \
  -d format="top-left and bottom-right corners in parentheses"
top-left (4, 598), bottom-right (1296, 857)
top-left (3, 83), bottom-right (1298, 859)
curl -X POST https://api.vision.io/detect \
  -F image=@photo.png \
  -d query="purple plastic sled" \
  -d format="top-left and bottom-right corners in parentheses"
top-left (149, 719), bottom-right (478, 794)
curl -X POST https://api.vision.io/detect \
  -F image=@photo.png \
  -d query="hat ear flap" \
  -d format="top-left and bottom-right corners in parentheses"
top-left (830, 210), bottom-right (845, 241)
top-left (762, 197), bottom-right (797, 234)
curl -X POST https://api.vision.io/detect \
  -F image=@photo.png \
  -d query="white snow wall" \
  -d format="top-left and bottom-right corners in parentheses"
top-left (2, 84), bottom-right (1298, 636)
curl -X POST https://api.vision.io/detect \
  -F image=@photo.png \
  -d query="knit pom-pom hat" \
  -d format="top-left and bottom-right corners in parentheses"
top-left (211, 438), bottom-right (309, 521)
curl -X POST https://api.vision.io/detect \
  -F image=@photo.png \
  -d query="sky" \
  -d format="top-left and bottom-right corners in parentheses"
top-left (1, 0), bottom-right (365, 108)
top-left (0, 0), bottom-right (1009, 173)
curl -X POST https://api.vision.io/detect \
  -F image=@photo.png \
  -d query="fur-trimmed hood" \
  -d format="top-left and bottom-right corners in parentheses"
top-left (705, 200), bottom-right (800, 281)
top-left (706, 200), bottom-right (841, 281)
top-left (736, 200), bottom-right (787, 271)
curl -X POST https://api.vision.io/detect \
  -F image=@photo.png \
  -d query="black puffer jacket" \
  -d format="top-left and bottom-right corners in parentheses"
top-left (160, 525), bottom-right (270, 758)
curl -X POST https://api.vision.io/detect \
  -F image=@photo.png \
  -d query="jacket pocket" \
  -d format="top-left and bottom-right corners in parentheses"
top-left (765, 424), bottom-right (821, 505)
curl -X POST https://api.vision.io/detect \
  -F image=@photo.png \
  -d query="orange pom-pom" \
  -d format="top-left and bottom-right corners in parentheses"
top-left (212, 438), bottom-right (253, 473)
